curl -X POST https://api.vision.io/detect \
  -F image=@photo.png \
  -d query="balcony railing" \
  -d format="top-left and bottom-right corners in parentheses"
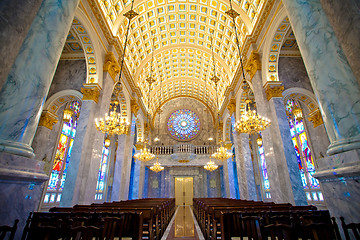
top-left (149, 144), bottom-right (216, 155)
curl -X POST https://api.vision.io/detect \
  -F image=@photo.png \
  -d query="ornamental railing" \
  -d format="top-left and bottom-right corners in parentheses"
top-left (149, 144), bottom-right (216, 155)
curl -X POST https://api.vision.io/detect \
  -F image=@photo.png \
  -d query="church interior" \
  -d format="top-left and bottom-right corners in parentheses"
top-left (0, 0), bottom-right (359, 239)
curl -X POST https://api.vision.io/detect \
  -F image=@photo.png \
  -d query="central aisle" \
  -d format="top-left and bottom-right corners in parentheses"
top-left (163, 206), bottom-right (204, 240)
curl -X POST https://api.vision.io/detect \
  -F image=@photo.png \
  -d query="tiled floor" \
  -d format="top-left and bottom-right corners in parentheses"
top-left (162, 206), bottom-right (204, 240)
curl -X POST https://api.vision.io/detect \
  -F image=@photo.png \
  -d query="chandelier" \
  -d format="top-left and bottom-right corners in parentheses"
top-left (209, 32), bottom-right (233, 162)
top-left (95, 102), bottom-right (129, 135)
top-left (204, 159), bottom-right (218, 172)
top-left (211, 140), bottom-right (233, 161)
top-left (134, 141), bottom-right (155, 162)
top-left (225, 1), bottom-right (271, 135)
top-left (150, 157), bottom-right (164, 173)
top-left (234, 103), bottom-right (271, 135)
top-left (94, 1), bottom-right (137, 145)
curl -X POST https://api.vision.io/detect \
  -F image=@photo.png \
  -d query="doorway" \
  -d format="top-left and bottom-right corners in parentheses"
top-left (175, 177), bottom-right (193, 206)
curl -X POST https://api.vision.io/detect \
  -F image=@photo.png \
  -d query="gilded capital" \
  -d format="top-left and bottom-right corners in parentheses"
top-left (103, 52), bottom-right (120, 81)
top-left (81, 84), bottom-right (102, 103)
top-left (245, 51), bottom-right (261, 81)
top-left (135, 142), bottom-right (144, 150)
top-left (224, 142), bottom-right (232, 150)
top-left (131, 99), bottom-right (140, 115)
top-left (227, 97), bottom-right (236, 116)
top-left (38, 111), bottom-right (58, 130)
top-left (308, 108), bottom-right (324, 128)
top-left (264, 81), bottom-right (284, 101)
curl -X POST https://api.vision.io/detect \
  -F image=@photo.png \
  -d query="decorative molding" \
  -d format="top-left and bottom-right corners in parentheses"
top-left (227, 97), bottom-right (236, 116)
top-left (245, 51), bottom-right (261, 82)
top-left (81, 83), bottom-right (102, 103)
top-left (103, 52), bottom-right (120, 81)
top-left (38, 111), bottom-right (58, 130)
top-left (308, 108), bottom-right (324, 128)
top-left (131, 99), bottom-right (139, 116)
top-left (264, 81), bottom-right (284, 101)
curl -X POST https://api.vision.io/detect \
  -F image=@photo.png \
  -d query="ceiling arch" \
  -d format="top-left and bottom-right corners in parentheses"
top-left (97, 0), bottom-right (266, 115)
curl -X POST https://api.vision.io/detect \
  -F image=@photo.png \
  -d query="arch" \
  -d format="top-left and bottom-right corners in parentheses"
top-left (261, 6), bottom-right (291, 85)
top-left (135, 114), bottom-right (145, 142)
top-left (44, 90), bottom-right (83, 115)
top-left (222, 113), bottom-right (232, 142)
top-left (73, 8), bottom-right (103, 86)
top-left (282, 88), bottom-right (319, 113)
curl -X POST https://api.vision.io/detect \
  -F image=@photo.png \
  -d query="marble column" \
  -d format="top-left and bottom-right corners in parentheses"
top-left (0, 0), bottom-right (43, 89)
top-left (0, 0), bottom-right (81, 158)
top-left (233, 132), bottom-right (257, 200)
top-left (137, 163), bottom-right (145, 199)
top-left (254, 74), bottom-right (307, 205)
top-left (282, 0), bottom-right (360, 156)
top-left (319, 0), bottom-right (360, 83)
top-left (61, 80), bottom-right (112, 207)
top-left (111, 132), bottom-right (133, 201)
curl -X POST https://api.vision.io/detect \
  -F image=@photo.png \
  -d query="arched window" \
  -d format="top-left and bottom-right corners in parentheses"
top-left (42, 101), bottom-right (81, 207)
top-left (95, 143), bottom-right (110, 201)
top-left (285, 99), bottom-right (323, 203)
top-left (257, 133), bottom-right (271, 200)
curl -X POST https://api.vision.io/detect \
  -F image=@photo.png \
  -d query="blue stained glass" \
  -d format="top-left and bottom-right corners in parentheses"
top-left (71, 121), bottom-right (77, 138)
top-left (167, 109), bottom-right (200, 140)
top-left (95, 143), bottom-right (110, 197)
top-left (258, 145), bottom-right (270, 191)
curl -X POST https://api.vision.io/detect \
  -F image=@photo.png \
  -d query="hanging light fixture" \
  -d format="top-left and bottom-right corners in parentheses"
top-left (133, 35), bottom-right (157, 162)
top-left (150, 157), bottom-right (164, 173)
top-left (63, 107), bottom-right (73, 123)
top-left (134, 140), bottom-right (155, 162)
top-left (94, 1), bottom-right (138, 144)
top-left (104, 135), bottom-right (111, 148)
top-left (204, 158), bottom-right (218, 172)
top-left (208, 31), bottom-right (233, 162)
top-left (226, 1), bottom-right (271, 135)
top-left (292, 106), bottom-right (303, 121)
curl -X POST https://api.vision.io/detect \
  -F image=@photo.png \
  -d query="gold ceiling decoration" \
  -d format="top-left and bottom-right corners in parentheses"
top-left (96, 0), bottom-right (266, 116)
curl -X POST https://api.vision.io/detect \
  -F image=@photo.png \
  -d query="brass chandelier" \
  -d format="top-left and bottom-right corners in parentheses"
top-left (150, 157), bottom-right (164, 173)
top-left (226, 0), bottom-right (271, 135)
top-left (134, 140), bottom-right (155, 162)
top-left (204, 158), bottom-right (218, 172)
top-left (209, 32), bottom-right (233, 162)
top-left (134, 35), bottom-right (157, 163)
top-left (94, 1), bottom-right (138, 143)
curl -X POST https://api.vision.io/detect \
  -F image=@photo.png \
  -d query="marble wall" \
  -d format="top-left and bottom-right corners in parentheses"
top-left (47, 60), bottom-right (86, 97)
top-left (0, 0), bottom-right (43, 89)
top-left (278, 57), bottom-right (313, 92)
top-left (319, 0), bottom-right (360, 84)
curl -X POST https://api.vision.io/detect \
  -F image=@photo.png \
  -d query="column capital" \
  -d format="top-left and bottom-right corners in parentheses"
top-left (227, 97), bottom-right (236, 116)
top-left (81, 83), bottom-right (102, 103)
top-left (38, 111), bottom-right (58, 130)
top-left (308, 108), bottom-right (324, 128)
top-left (135, 142), bottom-right (144, 150)
top-left (103, 52), bottom-right (120, 82)
top-left (131, 99), bottom-right (140, 116)
top-left (245, 51), bottom-right (261, 82)
top-left (263, 81), bottom-right (284, 101)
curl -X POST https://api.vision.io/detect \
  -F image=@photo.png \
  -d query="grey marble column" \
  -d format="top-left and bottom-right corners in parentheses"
top-left (138, 163), bottom-right (145, 199)
top-left (253, 73), bottom-right (307, 205)
top-left (111, 132), bottom-right (133, 201)
top-left (0, 0), bottom-right (43, 89)
top-left (319, 0), bottom-right (360, 83)
top-left (282, 0), bottom-right (360, 156)
top-left (0, 0), bottom-right (81, 158)
top-left (233, 132), bottom-right (257, 200)
top-left (61, 75), bottom-right (113, 207)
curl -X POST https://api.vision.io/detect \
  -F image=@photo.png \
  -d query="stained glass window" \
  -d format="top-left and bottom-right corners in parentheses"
top-left (43, 101), bottom-right (81, 206)
top-left (167, 109), bottom-right (201, 141)
top-left (258, 137), bottom-right (271, 199)
top-left (95, 145), bottom-right (110, 200)
top-left (285, 99), bottom-right (322, 203)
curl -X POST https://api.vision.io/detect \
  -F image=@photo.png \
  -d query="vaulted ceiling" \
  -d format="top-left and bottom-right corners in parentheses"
top-left (97, 0), bottom-right (267, 115)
